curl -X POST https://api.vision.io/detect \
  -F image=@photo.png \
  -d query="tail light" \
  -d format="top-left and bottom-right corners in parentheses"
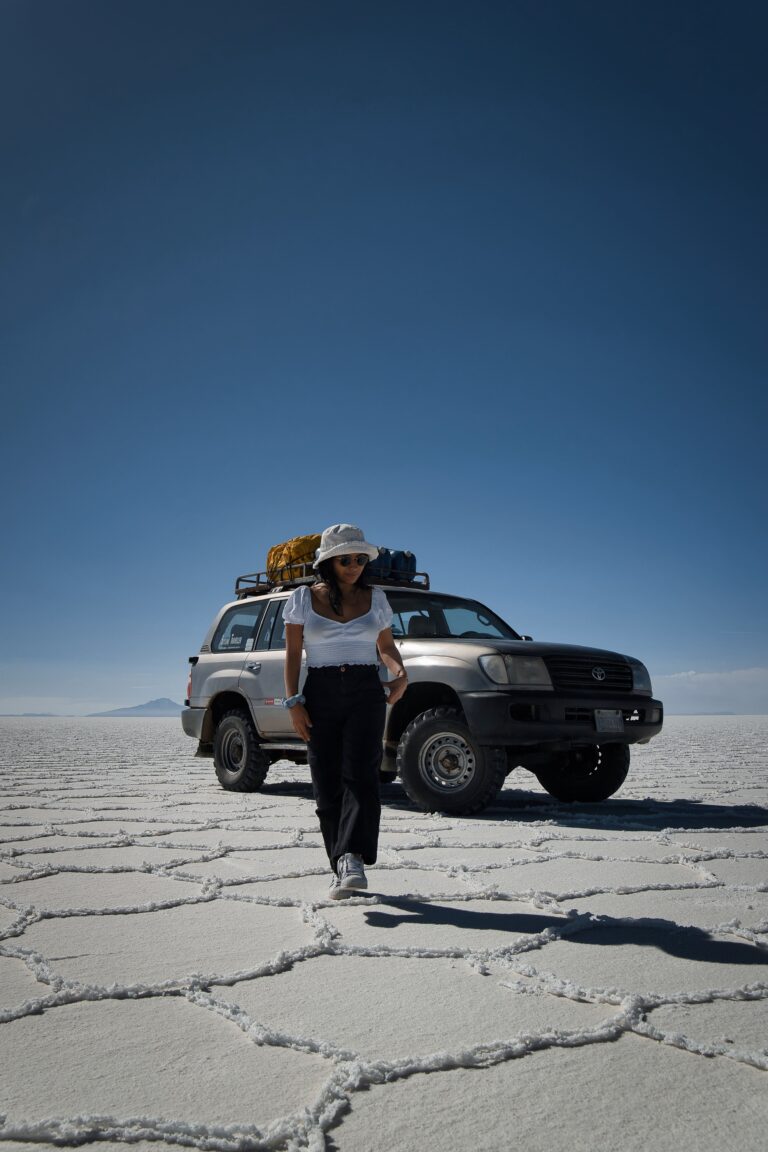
top-left (186, 656), bottom-right (199, 705)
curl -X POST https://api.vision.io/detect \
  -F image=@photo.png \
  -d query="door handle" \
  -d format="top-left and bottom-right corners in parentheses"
top-left (245, 662), bottom-right (262, 674)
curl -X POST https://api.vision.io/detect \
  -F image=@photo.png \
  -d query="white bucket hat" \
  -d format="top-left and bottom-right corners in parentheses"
top-left (313, 524), bottom-right (380, 568)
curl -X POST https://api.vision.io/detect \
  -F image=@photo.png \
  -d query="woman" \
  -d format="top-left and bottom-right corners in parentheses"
top-left (283, 524), bottom-right (408, 899)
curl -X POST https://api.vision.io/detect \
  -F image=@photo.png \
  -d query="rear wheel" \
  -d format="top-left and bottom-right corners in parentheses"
top-left (534, 744), bottom-right (630, 802)
top-left (396, 706), bottom-right (506, 815)
top-left (214, 709), bottom-right (270, 792)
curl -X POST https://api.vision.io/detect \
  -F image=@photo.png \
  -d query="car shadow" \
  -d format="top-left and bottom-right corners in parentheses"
top-left (474, 788), bottom-right (768, 831)
top-left (377, 783), bottom-right (768, 829)
top-left (363, 898), bottom-right (768, 967)
top-left (256, 778), bottom-right (768, 831)
top-left (382, 781), bottom-right (768, 831)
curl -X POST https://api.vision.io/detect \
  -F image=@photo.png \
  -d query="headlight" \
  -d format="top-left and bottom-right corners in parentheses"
top-left (479, 654), bottom-right (553, 689)
top-left (628, 658), bottom-right (653, 695)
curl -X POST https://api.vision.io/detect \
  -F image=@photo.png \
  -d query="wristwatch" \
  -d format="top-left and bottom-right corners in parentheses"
top-left (283, 694), bottom-right (306, 709)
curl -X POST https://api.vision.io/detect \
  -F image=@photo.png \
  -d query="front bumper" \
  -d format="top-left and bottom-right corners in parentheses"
top-left (181, 707), bottom-right (205, 741)
top-left (460, 690), bottom-right (664, 748)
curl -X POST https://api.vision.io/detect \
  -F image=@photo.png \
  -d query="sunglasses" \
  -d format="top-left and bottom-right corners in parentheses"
top-left (337, 554), bottom-right (369, 567)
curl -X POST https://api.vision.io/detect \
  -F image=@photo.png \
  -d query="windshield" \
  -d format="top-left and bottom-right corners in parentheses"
top-left (386, 591), bottom-right (520, 641)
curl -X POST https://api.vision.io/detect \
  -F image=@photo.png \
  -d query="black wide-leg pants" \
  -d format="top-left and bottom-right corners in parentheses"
top-left (303, 664), bottom-right (386, 872)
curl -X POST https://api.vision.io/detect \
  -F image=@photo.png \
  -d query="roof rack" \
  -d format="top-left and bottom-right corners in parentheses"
top-left (235, 565), bottom-right (314, 598)
top-left (235, 563), bottom-right (430, 599)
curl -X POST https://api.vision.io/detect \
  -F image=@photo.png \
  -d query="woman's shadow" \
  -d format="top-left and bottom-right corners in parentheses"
top-left (364, 898), bottom-right (768, 967)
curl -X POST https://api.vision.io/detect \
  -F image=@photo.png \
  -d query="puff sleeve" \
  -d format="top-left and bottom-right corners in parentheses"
top-left (282, 585), bottom-right (309, 625)
top-left (373, 586), bottom-right (394, 632)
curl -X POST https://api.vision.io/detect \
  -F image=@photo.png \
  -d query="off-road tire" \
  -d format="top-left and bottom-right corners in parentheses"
top-left (534, 743), bottom-right (630, 803)
top-left (214, 709), bottom-right (270, 792)
top-left (396, 706), bottom-right (507, 815)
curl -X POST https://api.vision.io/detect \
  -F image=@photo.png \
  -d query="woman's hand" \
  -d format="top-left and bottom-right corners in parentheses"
top-left (377, 628), bottom-right (408, 706)
top-left (384, 672), bottom-right (408, 706)
top-left (289, 703), bottom-right (312, 742)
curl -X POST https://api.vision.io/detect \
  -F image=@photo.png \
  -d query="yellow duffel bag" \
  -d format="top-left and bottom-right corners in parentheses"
top-left (266, 534), bottom-right (321, 582)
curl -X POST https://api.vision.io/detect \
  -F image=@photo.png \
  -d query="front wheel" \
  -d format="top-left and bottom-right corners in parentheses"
top-left (534, 744), bottom-right (630, 803)
top-left (396, 706), bottom-right (507, 815)
top-left (214, 709), bottom-right (270, 792)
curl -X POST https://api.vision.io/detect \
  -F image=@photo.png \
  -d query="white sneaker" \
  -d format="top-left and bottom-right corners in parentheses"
top-left (338, 853), bottom-right (367, 891)
top-left (328, 873), bottom-right (345, 901)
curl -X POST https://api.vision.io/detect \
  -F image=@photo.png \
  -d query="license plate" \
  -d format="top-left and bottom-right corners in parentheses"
top-left (595, 709), bottom-right (624, 733)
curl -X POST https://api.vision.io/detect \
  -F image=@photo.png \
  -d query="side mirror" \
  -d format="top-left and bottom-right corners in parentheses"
top-left (520, 635), bottom-right (532, 642)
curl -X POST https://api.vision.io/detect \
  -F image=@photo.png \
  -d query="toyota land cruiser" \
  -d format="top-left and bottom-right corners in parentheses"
top-left (181, 567), bottom-right (663, 815)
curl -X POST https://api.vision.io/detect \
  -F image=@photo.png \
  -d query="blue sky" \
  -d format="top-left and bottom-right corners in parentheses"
top-left (1, 0), bottom-right (766, 715)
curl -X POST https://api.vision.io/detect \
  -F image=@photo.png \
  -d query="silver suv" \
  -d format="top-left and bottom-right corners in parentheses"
top-left (182, 572), bottom-right (663, 814)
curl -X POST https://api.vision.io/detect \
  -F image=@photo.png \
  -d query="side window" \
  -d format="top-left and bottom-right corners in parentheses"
top-left (391, 609), bottom-right (426, 638)
top-left (255, 600), bottom-right (281, 651)
top-left (400, 609), bottom-right (442, 638)
top-left (441, 605), bottom-right (507, 638)
top-left (270, 601), bottom-right (288, 650)
top-left (212, 603), bottom-right (267, 653)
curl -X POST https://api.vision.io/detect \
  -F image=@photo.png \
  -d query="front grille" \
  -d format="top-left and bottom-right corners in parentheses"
top-left (544, 656), bottom-right (633, 693)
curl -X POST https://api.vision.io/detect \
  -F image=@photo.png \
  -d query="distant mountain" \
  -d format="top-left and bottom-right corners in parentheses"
top-left (88, 698), bottom-right (183, 718)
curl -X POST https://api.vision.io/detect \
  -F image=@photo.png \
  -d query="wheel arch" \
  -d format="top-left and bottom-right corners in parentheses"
top-left (385, 681), bottom-right (464, 749)
top-left (201, 691), bottom-right (258, 744)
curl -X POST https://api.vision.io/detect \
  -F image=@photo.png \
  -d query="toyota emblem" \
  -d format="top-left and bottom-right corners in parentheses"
top-left (592, 666), bottom-right (606, 681)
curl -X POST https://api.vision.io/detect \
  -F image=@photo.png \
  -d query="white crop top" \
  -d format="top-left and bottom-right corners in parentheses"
top-left (282, 584), bottom-right (394, 667)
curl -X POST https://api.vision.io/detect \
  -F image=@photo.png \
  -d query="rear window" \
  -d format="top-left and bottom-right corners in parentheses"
top-left (212, 603), bottom-right (267, 652)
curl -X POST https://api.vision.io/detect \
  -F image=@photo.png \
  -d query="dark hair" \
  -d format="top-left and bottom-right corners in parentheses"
top-left (315, 557), bottom-right (373, 616)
